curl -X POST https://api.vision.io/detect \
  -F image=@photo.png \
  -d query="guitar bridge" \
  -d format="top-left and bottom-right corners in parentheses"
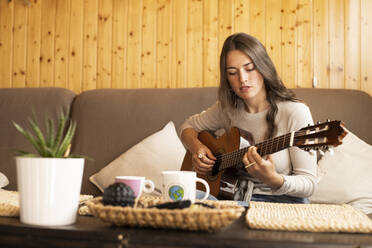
top-left (218, 180), bottom-right (238, 199)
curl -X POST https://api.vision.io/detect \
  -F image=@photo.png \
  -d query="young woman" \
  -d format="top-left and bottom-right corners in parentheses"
top-left (180, 33), bottom-right (317, 204)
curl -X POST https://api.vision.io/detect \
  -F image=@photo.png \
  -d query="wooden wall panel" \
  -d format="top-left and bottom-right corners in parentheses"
top-left (156, 0), bottom-right (172, 88)
top-left (0, 0), bottom-right (13, 88)
top-left (54, 0), bottom-right (70, 89)
top-left (313, 0), bottom-right (329, 88)
top-left (126, 0), bottom-right (142, 88)
top-left (203, 0), bottom-right (218, 87)
top-left (82, 0), bottom-right (98, 91)
top-left (234, 0), bottom-right (250, 34)
top-left (0, 0), bottom-right (371, 96)
top-left (12, 0), bottom-right (27, 88)
top-left (329, 0), bottom-right (345, 89)
top-left (39, 0), bottom-right (56, 87)
top-left (281, 0), bottom-right (297, 88)
top-left (296, 0), bottom-right (312, 88)
top-left (218, 0), bottom-right (234, 56)
top-left (97, 0), bottom-right (112, 89)
top-left (266, 0), bottom-right (282, 77)
top-left (187, 0), bottom-right (203, 87)
top-left (141, 0), bottom-right (156, 88)
top-left (361, 0), bottom-right (372, 95)
top-left (344, 0), bottom-right (360, 90)
top-left (25, 0), bottom-right (41, 87)
top-left (68, 0), bottom-right (83, 93)
top-left (172, 0), bottom-right (187, 88)
top-left (112, 0), bottom-right (127, 89)
top-left (249, 0), bottom-right (266, 45)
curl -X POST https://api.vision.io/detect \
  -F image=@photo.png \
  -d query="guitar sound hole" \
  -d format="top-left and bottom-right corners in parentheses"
top-left (207, 172), bottom-right (218, 182)
top-left (211, 160), bottom-right (220, 177)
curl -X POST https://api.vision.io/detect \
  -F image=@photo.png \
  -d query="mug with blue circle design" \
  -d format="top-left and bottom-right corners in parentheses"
top-left (161, 171), bottom-right (210, 202)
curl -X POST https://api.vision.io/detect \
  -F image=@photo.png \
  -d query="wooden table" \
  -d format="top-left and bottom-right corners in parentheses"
top-left (1, 211), bottom-right (372, 248)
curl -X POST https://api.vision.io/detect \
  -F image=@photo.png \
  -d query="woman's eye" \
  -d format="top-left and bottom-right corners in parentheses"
top-left (245, 63), bottom-right (255, 71)
top-left (227, 71), bottom-right (236, 76)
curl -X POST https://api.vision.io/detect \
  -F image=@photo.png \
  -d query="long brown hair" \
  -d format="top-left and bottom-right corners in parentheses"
top-left (218, 32), bottom-right (298, 139)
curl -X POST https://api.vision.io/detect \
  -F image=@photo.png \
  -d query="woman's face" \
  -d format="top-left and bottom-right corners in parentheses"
top-left (225, 49), bottom-right (266, 103)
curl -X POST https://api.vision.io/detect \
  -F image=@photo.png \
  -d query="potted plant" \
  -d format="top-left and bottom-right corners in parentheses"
top-left (13, 111), bottom-right (84, 226)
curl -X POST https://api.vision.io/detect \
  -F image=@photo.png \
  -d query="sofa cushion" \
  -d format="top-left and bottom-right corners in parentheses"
top-left (309, 130), bottom-right (372, 214)
top-left (89, 121), bottom-right (186, 192)
top-left (0, 88), bottom-right (76, 191)
top-left (293, 88), bottom-right (372, 145)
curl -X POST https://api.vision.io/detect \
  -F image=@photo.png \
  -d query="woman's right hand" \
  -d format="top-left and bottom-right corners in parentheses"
top-left (190, 144), bottom-right (216, 175)
top-left (181, 128), bottom-right (216, 175)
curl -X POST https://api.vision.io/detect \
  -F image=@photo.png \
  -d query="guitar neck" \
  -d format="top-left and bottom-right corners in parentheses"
top-left (219, 132), bottom-right (292, 170)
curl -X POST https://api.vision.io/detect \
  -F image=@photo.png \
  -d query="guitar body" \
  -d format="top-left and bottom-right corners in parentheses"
top-left (180, 127), bottom-right (241, 198)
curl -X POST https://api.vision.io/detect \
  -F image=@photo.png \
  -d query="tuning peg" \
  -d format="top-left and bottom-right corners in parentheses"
top-left (316, 121), bottom-right (320, 124)
top-left (319, 150), bottom-right (325, 156)
top-left (309, 150), bottom-right (316, 155)
top-left (326, 119), bottom-right (330, 122)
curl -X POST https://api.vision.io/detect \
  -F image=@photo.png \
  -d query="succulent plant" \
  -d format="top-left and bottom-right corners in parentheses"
top-left (12, 110), bottom-right (77, 158)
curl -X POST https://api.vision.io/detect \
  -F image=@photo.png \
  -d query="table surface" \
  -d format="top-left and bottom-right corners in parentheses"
top-left (1, 211), bottom-right (372, 248)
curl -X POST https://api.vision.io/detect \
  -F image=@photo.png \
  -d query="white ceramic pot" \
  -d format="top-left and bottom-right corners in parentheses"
top-left (16, 157), bottom-right (84, 226)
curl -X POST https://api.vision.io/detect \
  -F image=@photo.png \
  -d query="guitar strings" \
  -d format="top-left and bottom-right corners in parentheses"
top-left (215, 133), bottom-right (293, 170)
top-left (214, 130), bottom-right (316, 171)
top-left (215, 134), bottom-right (288, 163)
top-left (220, 133), bottom-right (290, 159)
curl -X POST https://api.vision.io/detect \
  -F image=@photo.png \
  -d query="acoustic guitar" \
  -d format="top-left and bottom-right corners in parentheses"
top-left (181, 120), bottom-right (348, 200)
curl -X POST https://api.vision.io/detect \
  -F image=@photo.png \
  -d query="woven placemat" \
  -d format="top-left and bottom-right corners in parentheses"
top-left (246, 201), bottom-right (372, 233)
top-left (0, 190), bottom-right (93, 217)
top-left (87, 196), bottom-right (244, 232)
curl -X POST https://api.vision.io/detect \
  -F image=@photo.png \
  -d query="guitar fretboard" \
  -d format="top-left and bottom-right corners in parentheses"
top-left (216, 132), bottom-right (293, 171)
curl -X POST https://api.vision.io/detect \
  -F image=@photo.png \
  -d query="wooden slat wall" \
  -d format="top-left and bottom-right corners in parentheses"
top-left (142, 0), bottom-right (155, 88)
top-left (54, 0), bottom-right (70, 89)
top-left (25, 0), bottom-right (41, 88)
top-left (12, 0), bottom-right (26, 87)
top-left (0, 0), bottom-right (371, 96)
top-left (361, 0), bottom-right (372, 95)
top-left (82, 0), bottom-right (97, 91)
top-left (0, 0), bottom-right (13, 88)
top-left (313, 0), bottom-right (329, 88)
top-left (282, 0), bottom-right (297, 89)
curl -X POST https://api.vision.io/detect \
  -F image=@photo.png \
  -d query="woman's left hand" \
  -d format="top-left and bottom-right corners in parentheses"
top-left (242, 146), bottom-right (284, 189)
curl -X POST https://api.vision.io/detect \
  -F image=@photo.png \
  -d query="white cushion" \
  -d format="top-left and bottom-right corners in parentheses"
top-left (0, 172), bottom-right (9, 188)
top-left (309, 130), bottom-right (372, 214)
top-left (89, 121), bottom-right (186, 193)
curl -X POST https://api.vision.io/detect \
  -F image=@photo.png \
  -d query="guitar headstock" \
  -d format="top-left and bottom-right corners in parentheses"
top-left (294, 120), bottom-right (348, 153)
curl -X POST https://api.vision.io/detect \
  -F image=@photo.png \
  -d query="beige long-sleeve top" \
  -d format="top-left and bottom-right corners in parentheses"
top-left (180, 100), bottom-right (317, 198)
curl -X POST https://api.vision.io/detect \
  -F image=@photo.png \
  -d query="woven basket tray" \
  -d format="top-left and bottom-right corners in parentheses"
top-left (86, 196), bottom-right (244, 232)
top-left (246, 201), bottom-right (372, 233)
top-left (0, 190), bottom-right (93, 217)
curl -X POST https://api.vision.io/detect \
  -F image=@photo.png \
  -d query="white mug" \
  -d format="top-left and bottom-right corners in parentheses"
top-left (161, 171), bottom-right (210, 202)
top-left (115, 176), bottom-right (155, 199)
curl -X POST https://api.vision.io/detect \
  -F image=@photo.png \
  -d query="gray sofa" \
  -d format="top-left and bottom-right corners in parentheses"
top-left (1, 87), bottom-right (371, 196)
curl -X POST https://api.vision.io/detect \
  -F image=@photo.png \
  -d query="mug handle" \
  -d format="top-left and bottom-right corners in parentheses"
top-left (143, 179), bottom-right (155, 194)
top-left (195, 178), bottom-right (210, 201)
